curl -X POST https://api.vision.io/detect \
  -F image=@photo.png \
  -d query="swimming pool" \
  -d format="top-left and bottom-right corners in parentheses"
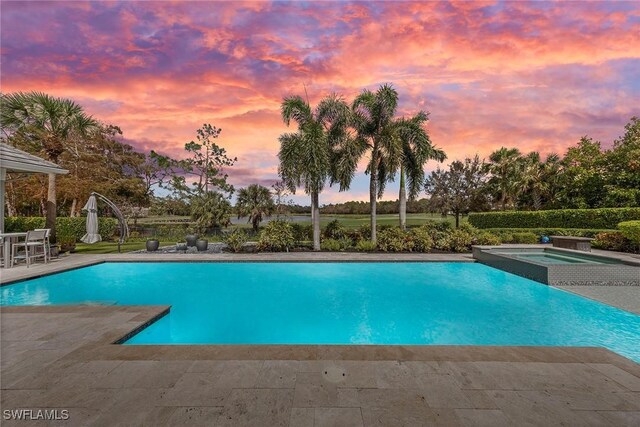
top-left (1, 262), bottom-right (639, 362)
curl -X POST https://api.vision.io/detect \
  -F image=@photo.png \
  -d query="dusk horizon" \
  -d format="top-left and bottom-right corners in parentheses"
top-left (2, 0), bottom-right (639, 204)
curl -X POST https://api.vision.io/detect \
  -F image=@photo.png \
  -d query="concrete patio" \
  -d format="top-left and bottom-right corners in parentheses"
top-left (2, 305), bottom-right (639, 426)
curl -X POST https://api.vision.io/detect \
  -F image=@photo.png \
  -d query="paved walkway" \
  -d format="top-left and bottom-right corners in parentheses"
top-left (1, 305), bottom-right (639, 426)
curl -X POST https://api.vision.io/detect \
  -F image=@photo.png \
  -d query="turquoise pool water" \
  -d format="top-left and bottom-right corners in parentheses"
top-left (1, 262), bottom-right (639, 361)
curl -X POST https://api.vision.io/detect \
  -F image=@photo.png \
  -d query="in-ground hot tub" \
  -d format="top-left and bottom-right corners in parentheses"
top-left (472, 245), bottom-right (640, 286)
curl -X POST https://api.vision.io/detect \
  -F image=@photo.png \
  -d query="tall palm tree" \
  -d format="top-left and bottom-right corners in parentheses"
top-left (1, 92), bottom-right (98, 240)
top-left (395, 112), bottom-right (446, 229)
top-left (487, 147), bottom-right (522, 210)
top-left (236, 184), bottom-right (275, 232)
top-left (278, 94), bottom-right (356, 250)
top-left (351, 84), bottom-right (401, 243)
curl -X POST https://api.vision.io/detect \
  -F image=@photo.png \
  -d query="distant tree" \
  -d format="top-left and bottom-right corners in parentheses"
top-left (278, 93), bottom-right (357, 250)
top-left (351, 84), bottom-right (401, 242)
top-left (190, 191), bottom-right (232, 234)
top-left (236, 184), bottom-right (275, 231)
top-left (603, 117), bottom-right (640, 207)
top-left (154, 124), bottom-right (236, 200)
top-left (425, 156), bottom-right (488, 227)
top-left (487, 147), bottom-right (522, 210)
top-left (271, 180), bottom-right (292, 219)
top-left (1, 92), bottom-right (98, 240)
top-left (395, 112), bottom-right (446, 229)
top-left (557, 137), bottom-right (606, 208)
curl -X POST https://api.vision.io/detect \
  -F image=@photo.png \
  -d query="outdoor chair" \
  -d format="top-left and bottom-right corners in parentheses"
top-left (34, 228), bottom-right (52, 258)
top-left (11, 229), bottom-right (48, 267)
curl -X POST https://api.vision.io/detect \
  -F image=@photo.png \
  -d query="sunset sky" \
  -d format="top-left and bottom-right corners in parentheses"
top-left (1, 1), bottom-right (639, 204)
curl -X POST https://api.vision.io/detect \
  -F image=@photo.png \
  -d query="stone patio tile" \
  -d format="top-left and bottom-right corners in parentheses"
top-left (461, 390), bottom-right (499, 409)
top-left (588, 363), bottom-right (640, 391)
top-left (488, 389), bottom-right (621, 425)
top-left (289, 407), bottom-right (314, 427)
top-left (595, 410), bottom-right (640, 426)
top-left (453, 409), bottom-right (511, 426)
top-left (361, 406), bottom-right (459, 426)
top-left (315, 407), bottom-right (363, 427)
top-left (216, 388), bottom-right (294, 426)
top-left (293, 372), bottom-right (339, 407)
top-left (0, 389), bottom-right (50, 408)
top-left (156, 373), bottom-right (232, 407)
top-left (542, 387), bottom-right (639, 411)
top-left (89, 388), bottom-right (171, 426)
top-left (255, 360), bottom-right (298, 388)
top-left (165, 406), bottom-right (224, 425)
top-left (355, 388), bottom-right (429, 410)
top-left (419, 374), bottom-right (475, 408)
top-left (93, 360), bottom-right (191, 389)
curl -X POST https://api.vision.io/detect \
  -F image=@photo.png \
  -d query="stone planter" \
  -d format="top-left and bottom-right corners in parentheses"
top-left (146, 239), bottom-right (160, 252)
top-left (196, 239), bottom-right (209, 252)
top-left (176, 242), bottom-right (188, 251)
top-left (185, 234), bottom-right (198, 247)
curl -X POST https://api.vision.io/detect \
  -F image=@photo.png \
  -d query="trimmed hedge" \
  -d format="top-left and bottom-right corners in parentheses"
top-left (618, 220), bottom-right (640, 244)
top-left (482, 228), bottom-right (616, 238)
top-left (469, 208), bottom-right (640, 229)
top-left (5, 216), bottom-right (118, 240)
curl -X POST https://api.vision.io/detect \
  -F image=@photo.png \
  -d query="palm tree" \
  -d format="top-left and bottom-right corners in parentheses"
top-left (518, 152), bottom-right (545, 210)
top-left (351, 84), bottom-right (401, 243)
top-left (278, 94), bottom-right (356, 250)
top-left (236, 184), bottom-right (275, 232)
top-left (1, 92), bottom-right (98, 240)
top-left (487, 147), bottom-right (522, 210)
top-left (395, 112), bottom-right (446, 229)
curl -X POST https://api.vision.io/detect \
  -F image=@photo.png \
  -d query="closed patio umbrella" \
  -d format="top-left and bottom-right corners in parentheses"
top-left (81, 194), bottom-right (101, 244)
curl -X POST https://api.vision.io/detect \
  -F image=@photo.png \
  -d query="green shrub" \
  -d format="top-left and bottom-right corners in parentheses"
top-left (483, 227), bottom-right (614, 240)
top-left (5, 216), bottom-right (118, 240)
top-left (223, 229), bottom-right (248, 252)
top-left (474, 231), bottom-right (502, 246)
top-left (592, 232), bottom-right (637, 252)
top-left (257, 220), bottom-right (295, 252)
top-left (411, 227), bottom-right (434, 252)
top-left (377, 227), bottom-right (413, 252)
top-left (323, 219), bottom-right (347, 240)
top-left (291, 223), bottom-right (312, 243)
top-left (359, 224), bottom-right (372, 239)
top-left (355, 240), bottom-right (377, 252)
top-left (510, 232), bottom-right (539, 244)
top-left (469, 208), bottom-right (640, 229)
top-left (618, 220), bottom-right (640, 244)
top-left (421, 220), bottom-right (453, 232)
top-left (448, 229), bottom-right (474, 252)
top-left (321, 238), bottom-right (351, 251)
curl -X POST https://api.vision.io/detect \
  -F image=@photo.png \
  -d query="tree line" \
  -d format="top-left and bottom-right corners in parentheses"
top-left (426, 117), bottom-right (640, 226)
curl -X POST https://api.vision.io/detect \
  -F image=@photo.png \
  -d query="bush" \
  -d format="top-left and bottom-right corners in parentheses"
top-left (257, 220), bottom-right (295, 252)
top-left (421, 220), bottom-right (453, 232)
top-left (510, 232), bottom-right (539, 244)
top-left (483, 227), bottom-right (614, 239)
top-left (377, 227), bottom-right (414, 252)
top-left (468, 208), bottom-right (640, 229)
top-left (323, 219), bottom-right (347, 240)
top-left (5, 216), bottom-right (118, 240)
top-left (291, 223), bottom-right (312, 243)
top-left (355, 240), bottom-right (377, 252)
top-left (411, 227), bottom-right (434, 252)
top-left (593, 232), bottom-right (637, 253)
top-left (448, 229), bottom-right (474, 252)
top-left (321, 238), bottom-right (351, 251)
top-left (474, 231), bottom-right (502, 246)
top-left (223, 229), bottom-right (248, 253)
top-left (618, 220), bottom-right (640, 244)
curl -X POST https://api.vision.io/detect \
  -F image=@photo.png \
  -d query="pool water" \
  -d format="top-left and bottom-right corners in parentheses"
top-left (491, 250), bottom-right (617, 265)
top-left (1, 262), bottom-right (639, 362)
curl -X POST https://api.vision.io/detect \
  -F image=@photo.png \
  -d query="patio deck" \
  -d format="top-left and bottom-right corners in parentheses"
top-left (2, 305), bottom-right (639, 426)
